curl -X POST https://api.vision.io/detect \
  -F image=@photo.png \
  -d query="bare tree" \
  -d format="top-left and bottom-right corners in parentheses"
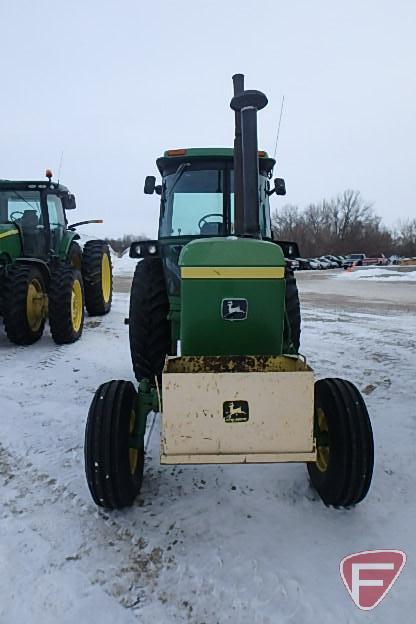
top-left (272, 190), bottom-right (394, 257)
top-left (394, 218), bottom-right (416, 257)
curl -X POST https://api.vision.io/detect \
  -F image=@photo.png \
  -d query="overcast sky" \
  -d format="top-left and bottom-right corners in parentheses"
top-left (0, 0), bottom-right (414, 238)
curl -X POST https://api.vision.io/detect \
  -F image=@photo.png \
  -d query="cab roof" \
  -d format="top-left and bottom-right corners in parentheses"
top-left (0, 180), bottom-right (69, 193)
top-left (156, 147), bottom-right (275, 176)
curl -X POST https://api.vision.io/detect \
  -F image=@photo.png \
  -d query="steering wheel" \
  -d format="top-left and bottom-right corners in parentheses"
top-left (9, 210), bottom-right (24, 220)
top-left (198, 213), bottom-right (223, 230)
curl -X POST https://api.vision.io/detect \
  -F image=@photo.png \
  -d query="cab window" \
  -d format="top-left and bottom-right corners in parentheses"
top-left (47, 194), bottom-right (65, 253)
top-left (160, 169), bottom-right (225, 237)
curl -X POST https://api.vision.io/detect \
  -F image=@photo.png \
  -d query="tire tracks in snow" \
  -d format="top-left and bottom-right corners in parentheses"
top-left (0, 441), bottom-right (172, 614)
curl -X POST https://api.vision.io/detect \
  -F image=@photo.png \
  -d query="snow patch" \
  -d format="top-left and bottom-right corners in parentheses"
top-left (335, 267), bottom-right (416, 281)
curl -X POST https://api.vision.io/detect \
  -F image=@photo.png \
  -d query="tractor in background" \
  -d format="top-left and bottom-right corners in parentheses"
top-left (0, 173), bottom-right (112, 345)
top-left (84, 74), bottom-right (374, 511)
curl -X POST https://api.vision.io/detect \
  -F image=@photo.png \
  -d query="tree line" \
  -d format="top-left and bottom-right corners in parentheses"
top-left (105, 191), bottom-right (416, 258)
top-left (271, 189), bottom-right (416, 258)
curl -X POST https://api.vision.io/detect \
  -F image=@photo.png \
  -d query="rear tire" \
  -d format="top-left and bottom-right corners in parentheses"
top-left (82, 240), bottom-right (113, 316)
top-left (68, 241), bottom-right (83, 270)
top-left (129, 257), bottom-right (170, 382)
top-left (3, 264), bottom-right (46, 345)
top-left (84, 380), bottom-right (144, 509)
top-left (284, 269), bottom-right (301, 352)
top-left (49, 265), bottom-right (84, 344)
top-left (307, 378), bottom-right (374, 507)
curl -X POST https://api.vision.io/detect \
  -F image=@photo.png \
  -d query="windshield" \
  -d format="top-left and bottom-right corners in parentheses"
top-left (0, 190), bottom-right (43, 225)
top-left (159, 166), bottom-right (271, 238)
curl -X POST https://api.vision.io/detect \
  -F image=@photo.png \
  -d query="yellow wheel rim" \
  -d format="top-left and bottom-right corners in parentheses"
top-left (101, 253), bottom-right (111, 304)
top-left (129, 409), bottom-right (138, 475)
top-left (316, 407), bottom-right (330, 473)
top-left (26, 278), bottom-right (45, 332)
top-left (71, 279), bottom-right (83, 332)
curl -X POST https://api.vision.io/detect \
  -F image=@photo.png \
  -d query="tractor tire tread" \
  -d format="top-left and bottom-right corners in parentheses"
top-left (49, 264), bottom-right (84, 344)
top-left (2, 264), bottom-right (46, 345)
top-left (84, 380), bottom-right (143, 509)
top-left (82, 240), bottom-right (112, 316)
top-left (129, 257), bottom-right (170, 382)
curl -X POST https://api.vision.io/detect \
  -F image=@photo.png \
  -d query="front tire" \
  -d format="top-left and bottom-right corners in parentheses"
top-left (308, 378), bottom-right (374, 507)
top-left (49, 265), bottom-right (85, 344)
top-left (82, 240), bottom-right (113, 316)
top-left (3, 264), bottom-right (47, 345)
top-left (129, 257), bottom-right (170, 382)
top-left (84, 380), bottom-right (144, 509)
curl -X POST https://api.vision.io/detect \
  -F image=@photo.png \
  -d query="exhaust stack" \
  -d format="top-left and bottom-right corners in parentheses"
top-left (230, 76), bottom-right (268, 238)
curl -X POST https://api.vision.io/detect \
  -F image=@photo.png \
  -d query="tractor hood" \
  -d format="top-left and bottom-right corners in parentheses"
top-left (0, 223), bottom-right (19, 238)
top-left (0, 223), bottom-right (21, 257)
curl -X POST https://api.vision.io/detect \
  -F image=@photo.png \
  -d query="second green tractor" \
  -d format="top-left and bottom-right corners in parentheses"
top-left (0, 175), bottom-right (113, 346)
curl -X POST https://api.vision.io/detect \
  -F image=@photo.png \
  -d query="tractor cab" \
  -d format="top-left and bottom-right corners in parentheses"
top-left (155, 149), bottom-right (276, 239)
top-left (0, 180), bottom-right (75, 259)
top-left (134, 149), bottom-right (286, 298)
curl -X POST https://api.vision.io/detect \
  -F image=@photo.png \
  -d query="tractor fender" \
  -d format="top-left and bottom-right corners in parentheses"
top-left (14, 258), bottom-right (51, 284)
top-left (60, 231), bottom-right (81, 260)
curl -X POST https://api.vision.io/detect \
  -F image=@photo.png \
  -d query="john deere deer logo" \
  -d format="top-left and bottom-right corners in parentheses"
top-left (223, 400), bottom-right (249, 423)
top-left (221, 298), bottom-right (248, 321)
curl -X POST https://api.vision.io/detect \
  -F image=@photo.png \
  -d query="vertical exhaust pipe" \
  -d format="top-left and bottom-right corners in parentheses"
top-left (232, 74), bottom-right (245, 235)
top-left (230, 82), bottom-right (268, 238)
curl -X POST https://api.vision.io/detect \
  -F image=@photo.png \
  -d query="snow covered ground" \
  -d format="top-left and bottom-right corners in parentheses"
top-left (335, 266), bottom-right (416, 281)
top-left (112, 250), bottom-right (139, 277)
top-left (1, 287), bottom-right (415, 622)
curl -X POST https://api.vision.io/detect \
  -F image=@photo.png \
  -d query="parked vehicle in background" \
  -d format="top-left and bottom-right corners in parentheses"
top-left (342, 253), bottom-right (366, 269)
top-left (324, 254), bottom-right (343, 267)
top-left (296, 257), bottom-right (313, 270)
top-left (398, 257), bottom-right (416, 266)
top-left (308, 258), bottom-right (321, 270)
top-left (318, 257), bottom-right (332, 269)
top-left (362, 254), bottom-right (388, 266)
top-left (321, 256), bottom-right (339, 269)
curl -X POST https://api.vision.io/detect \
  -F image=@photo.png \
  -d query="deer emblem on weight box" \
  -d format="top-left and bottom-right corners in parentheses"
top-left (223, 401), bottom-right (249, 423)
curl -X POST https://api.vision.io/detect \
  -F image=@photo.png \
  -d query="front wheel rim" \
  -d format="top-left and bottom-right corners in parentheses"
top-left (315, 407), bottom-right (330, 472)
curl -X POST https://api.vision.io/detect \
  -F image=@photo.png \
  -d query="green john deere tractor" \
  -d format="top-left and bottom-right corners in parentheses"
top-left (0, 174), bottom-right (113, 345)
top-left (84, 74), bottom-right (374, 510)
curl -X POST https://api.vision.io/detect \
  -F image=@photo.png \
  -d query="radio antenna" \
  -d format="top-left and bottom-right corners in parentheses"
top-left (57, 150), bottom-right (64, 185)
top-left (273, 95), bottom-right (285, 160)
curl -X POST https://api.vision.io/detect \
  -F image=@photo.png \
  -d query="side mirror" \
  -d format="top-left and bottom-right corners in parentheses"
top-left (274, 178), bottom-right (286, 196)
top-left (144, 176), bottom-right (156, 194)
top-left (63, 193), bottom-right (76, 210)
